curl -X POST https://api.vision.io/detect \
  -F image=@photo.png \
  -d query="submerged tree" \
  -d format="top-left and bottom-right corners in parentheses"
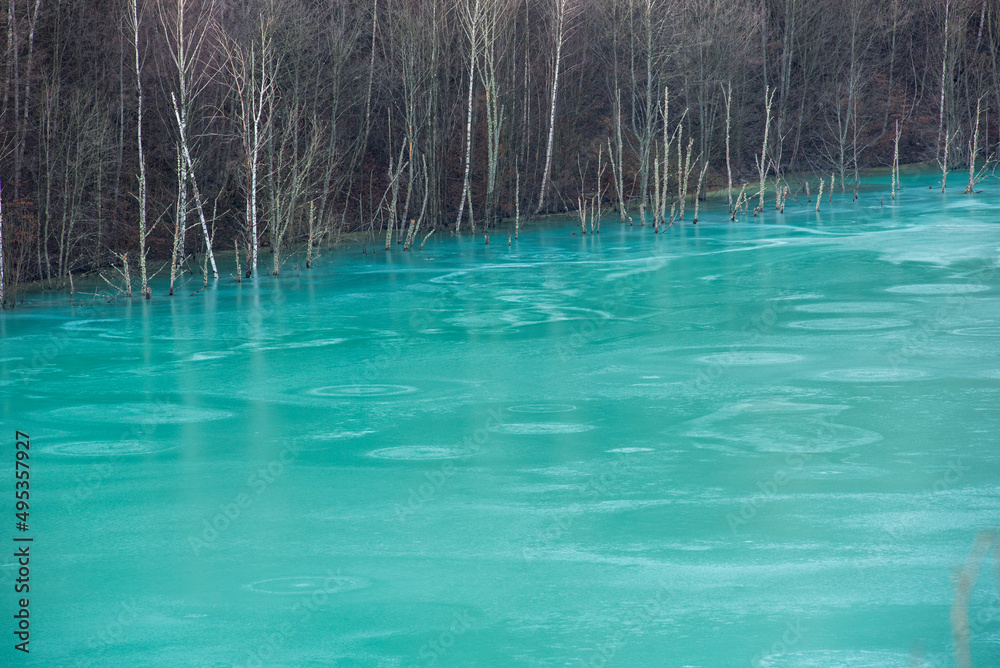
top-left (127, 0), bottom-right (149, 298)
top-left (455, 0), bottom-right (483, 230)
top-left (0, 0), bottom-right (998, 297)
top-left (224, 8), bottom-right (274, 279)
top-left (162, 0), bottom-right (219, 280)
top-left (536, 0), bottom-right (573, 213)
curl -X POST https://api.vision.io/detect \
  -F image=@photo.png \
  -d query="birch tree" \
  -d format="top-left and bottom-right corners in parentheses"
top-left (756, 86), bottom-right (774, 214)
top-left (602, 0), bottom-right (629, 222)
top-left (479, 0), bottom-right (510, 230)
top-left (387, 0), bottom-right (432, 241)
top-left (162, 0), bottom-right (218, 279)
top-left (224, 11), bottom-right (274, 279)
top-left (454, 0), bottom-right (482, 230)
top-left (536, 0), bottom-right (572, 213)
top-left (937, 0), bottom-right (952, 175)
top-left (630, 0), bottom-right (658, 225)
top-left (722, 81), bottom-right (733, 213)
top-left (127, 0), bottom-right (149, 297)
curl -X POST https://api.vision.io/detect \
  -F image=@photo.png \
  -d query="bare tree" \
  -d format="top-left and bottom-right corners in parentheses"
top-left (170, 145), bottom-right (185, 294)
top-left (987, 2), bottom-right (1000, 158)
top-left (722, 81), bottom-right (733, 213)
top-left (162, 0), bottom-right (218, 279)
top-left (5, 0), bottom-right (1000, 293)
top-left (536, 0), bottom-right (573, 213)
top-left (881, 0), bottom-right (908, 135)
top-left (35, 59), bottom-right (110, 288)
top-left (756, 85), bottom-right (775, 214)
top-left (479, 0), bottom-right (511, 230)
top-left (267, 96), bottom-right (322, 275)
top-left (683, 0), bottom-right (750, 172)
top-left (224, 9), bottom-right (274, 279)
top-left (937, 0), bottom-right (952, 177)
top-left (602, 0), bottom-right (629, 223)
top-left (814, 0), bottom-right (878, 194)
top-left (963, 96), bottom-right (991, 193)
top-left (455, 0), bottom-right (483, 230)
top-left (260, 4), bottom-right (334, 274)
top-left (386, 0), bottom-right (434, 242)
top-left (625, 0), bottom-right (669, 224)
top-left (314, 4), bottom-right (365, 253)
top-left (127, 0), bottom-right (149, 297)
top-left (11, 0), bottom-right (41, 199)
top-left (53, 89), bottom-right (106, 283)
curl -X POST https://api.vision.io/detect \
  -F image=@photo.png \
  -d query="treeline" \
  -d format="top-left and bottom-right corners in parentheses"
top-left (0, 0), bottom-right (998, 303)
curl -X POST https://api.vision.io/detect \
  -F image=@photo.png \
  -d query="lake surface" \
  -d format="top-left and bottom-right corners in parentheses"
top-left (2, 169), bottom-right (1000, 666)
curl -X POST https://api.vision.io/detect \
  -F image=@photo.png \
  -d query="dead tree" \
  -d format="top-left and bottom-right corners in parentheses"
top-left (127, 0), bottom-right (150, 297)
top-left (692, 161), bottom-right (708, 224)
top-left (224, 12), bottom-right (274, 279)
top-left (267, 88), bottom-right (323, 275)
top-left (937, 0), bottom-right (952, 184)
top-left (604, 0), bottom-right (629, 224)
top-left (625, 0), bottom-right (669, 225)
top-left (455, 0), bottom-right (483, 230)
top-left (608, 90), bottom-right (628, 223)
top-left (479, 0), bottom-right (510, 231)
top-left (756, 85), bottom-right (775, 214)
top-left (11, 0), bottom-right (41, 199)
top-left (162, 0), bottom-right (218, 279)
top-left (170, 145), bottom-right (184, 294)
top-left (964, 97), bottom-right (990, 194)
top-left (537, 0), bottom-right (572, 213)
top-left (892, 120), bottom-right (901, 199)
top-left (722, 80), bottom-right (733, 213)
top-left (677, 136), bottom-right (694, 220)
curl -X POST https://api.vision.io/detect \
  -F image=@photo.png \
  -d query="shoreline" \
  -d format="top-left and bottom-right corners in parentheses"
top-left (0, 161), bottom-right (973, 310)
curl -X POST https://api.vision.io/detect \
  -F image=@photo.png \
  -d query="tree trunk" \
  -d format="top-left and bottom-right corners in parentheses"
top-left (170, 145), bottom-right (185, 295)
top-left (455, 0), bottom-right (480, 230)
top-left (13, 0), bottom-right (42, 199)
top-left (537, 0), bottom-right (568, 213)
top-left (171, 94), bottom-right (218, 279)
top-left (130, 0), bottom-right (149, 298)
top-left (937, 0), bottom-right (951, 169)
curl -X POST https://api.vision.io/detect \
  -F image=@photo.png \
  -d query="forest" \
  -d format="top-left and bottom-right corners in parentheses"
top-left (0, 0), bottom-right (998, 304)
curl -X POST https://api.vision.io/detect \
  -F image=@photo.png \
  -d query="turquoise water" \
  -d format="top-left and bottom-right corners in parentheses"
top-left (2, 169), bottom-right (1000, 666)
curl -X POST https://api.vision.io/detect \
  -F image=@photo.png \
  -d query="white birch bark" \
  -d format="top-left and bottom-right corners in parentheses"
top-left (129, 0), bottom-right (149, 297)
top-left (937, 0), bottom-right (950, 174)
top-left (455, 0), bottom-right (481, 230)
top-left (171, 93), bottom-right (218, 279)
top-left (537, 0), bottom-right (568, 213)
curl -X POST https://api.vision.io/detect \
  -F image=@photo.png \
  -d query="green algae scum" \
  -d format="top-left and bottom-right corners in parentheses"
top-left (2, 171), bottom-right (1000, 666)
